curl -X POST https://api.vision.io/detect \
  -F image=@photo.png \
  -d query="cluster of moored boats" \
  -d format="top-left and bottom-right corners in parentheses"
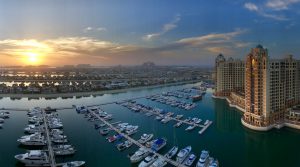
top-left (146, 95), bottom-right (197, 110)
top-left (76, 105), bottom-right (218, 167)
top-left (14, 107), bottom-right (85, 167)
top-left (0, 111), bottom-right (10, 129)
top-left (130, 144), bottom-right (218, 167)
top-left (120, 101), bottom-right (211, 134)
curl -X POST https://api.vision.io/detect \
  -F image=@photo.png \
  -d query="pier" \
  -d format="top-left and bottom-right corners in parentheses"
top-left (41, 110), bottom-right (56, 167)
top-left (90, 111), bottom-right (187, 167)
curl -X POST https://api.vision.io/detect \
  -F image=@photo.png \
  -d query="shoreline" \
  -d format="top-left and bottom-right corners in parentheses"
top-left (0, 80), bottom-right (201, 98)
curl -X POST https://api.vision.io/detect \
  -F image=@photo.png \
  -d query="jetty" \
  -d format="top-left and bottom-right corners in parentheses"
top-left (90, 111), bottom-right (188, 167)
top-left (41, 109), bottom-right (56, 167)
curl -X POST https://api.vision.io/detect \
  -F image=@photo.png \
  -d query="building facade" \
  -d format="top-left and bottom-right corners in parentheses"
top-left (214, 54), bottom-right (245, 97)
top-left (215, 45), bottom-right (300, 131)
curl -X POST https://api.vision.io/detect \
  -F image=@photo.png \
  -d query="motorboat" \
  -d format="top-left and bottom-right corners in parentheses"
top-left (24, 125), bottom-right (44, 134)
top-left (0, 123), bottom-right (2, 129)
top-left (173, 122), bottom-right (183, 128)
top-left (196, 150), bottom-right (209, 167)
top-left (0, 118), bottom-right (4, 123)
top-left (107, 134), bottom-right (123, 143)
top-left (116, 140), bottom-right (133, 151)
top-left (126, 126), bottom-right (138, 135)
top-left (17, 133), bottom-right (46, 146)
top-left (138, 152), bottom-right (158, 167)
top-left (0, 112), bottom-right (10, 119)
top-left (175, 115), bottom-right (183, 120)
top-left (100, 128), bottom-right (110, 135)
top-left (161, 117), bottom-right (171, 124)
top-left (150, 157), bottom-right (167, 167)
top-left (176, 146), bottom-right (192, 163)
top-left (14, 150), bottom-right (49, 165)
top-left (54, 147), bottom-right (76, 156)
top-left (208, 158), bottom-right (219, 167)
top-left (150, 138), bottom-right (167, 152)
top-left (53, 145), bottom-right (73, 151)
top-left (165, 146), bottom-right (178, 159)
top-left (75, 105), bottom-right (88, 113)
top-left (130, 147), bottom-right (150, 163)
top-left (185, 125), bottom-right (196, 131)
top-left (138, 134), bottom-right (154, 144)
top-left (62, 161), bottom-right (86, 167)
top-left (184, 153), bottom-right (197, 166)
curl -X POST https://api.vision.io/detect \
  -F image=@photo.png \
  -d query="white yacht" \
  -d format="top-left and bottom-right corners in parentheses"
top-left (150, 157), bottom-right (167, 167)
top-left (24, 125), bottom-right (44, 134)
top-left (14, 150), bottom-right (49, 165)
top-left (165, 146), bottom-right (178, 159)
top-left (0, 112), bottom-right (9, 119)
top-left (54, 147), bottom-right (76, 156)
top-left (63, 161), bottom-right (86, 167)
top-left (185, 125), bottom-right (196, 131)
top-left (17, 133), bottom-right (46, 146)
top-left (138, 134), bottom-right (154, 144)
top-left (176, 146), bottom-right (192, 163)
top-left (138, 153), bottom-right (158, 167)
top-left (184, 153), bottom-right (197, 166)
top-left (174, 121), bottom-right (183, 128)
top-left (196, 150), bottom-right (210, 167)
top-left (130, 147), bottom-right (150, 163)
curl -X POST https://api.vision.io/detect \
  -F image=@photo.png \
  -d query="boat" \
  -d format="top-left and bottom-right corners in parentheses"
top-left (150, 138), bottom-right (167, 152)
top-left (0, 112), bottom-right (10, 118)
top-left (53, 145), bottom-right (73, 151)
top-left (75, 105), bottom-right (88, 113)
top-left (0, 123), bottom-right (2, 129)
top-left (173, 122), bottom-right (183, 128)
top-left (192, 95), bottom-right (202, 102)
top-left (24, 125), bottom-right (44, 134)
top-left (138, 134), bottom-right (154, 144)
top-left (184, 153), bottom-right (197, 166)
top-left (185, 125), bottom-right (196, 131)
top-left (165, 146), bottom-right (178, 159)
top-left (54, 147), bottom-right (76, 156)
top-left (116, 140), bottom-right (133, 151)
top-left (176, 146), bottom-right (192, 163)
top-left (17, 133), bottom-right (46, 146)
top-left (100, 128), bottom-right (110, 135)
top-left (130, 147), bottom-right (150, 163)
top-left (14, 150), bottom-right (49, 165)
top-left (138, 152), bottom-right (158, 167)
top-left (155, 115), bottom-right (163, 121)
top-left (161, 117), bottom-right (171, 124)
top-left (126, 126), bottom-right (138, 135)
top-left (150, 157), bottom-right (167, 167)
top-left (62, 161), bottom-right (86, 167)
top-left (208, 158), bottom-right (219, 167)
top-left (196, 150), bottom-right (210, 167)
top-left (175, 115), bottom-right (183, 120)
top-left (0, 118), bottom-right (4, 123)
top-left (107, 134), bottom-right (123, 143)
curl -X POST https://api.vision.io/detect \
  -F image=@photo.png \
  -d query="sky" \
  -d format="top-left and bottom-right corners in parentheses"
top-left (0, 0), bottom-right (300, 66)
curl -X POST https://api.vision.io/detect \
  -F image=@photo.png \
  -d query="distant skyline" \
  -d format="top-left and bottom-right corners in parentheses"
top-left (1, 0), bottom-right (300, 66)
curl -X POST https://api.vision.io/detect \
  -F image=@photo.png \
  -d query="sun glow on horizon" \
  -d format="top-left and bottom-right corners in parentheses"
top-left (24, 52), bottom-right (41, 65)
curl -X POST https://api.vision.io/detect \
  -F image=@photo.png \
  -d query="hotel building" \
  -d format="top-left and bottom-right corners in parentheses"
top-left (214, 54), bottom-right (245, 97)
top-left (215, 45), bottom-right (300, 131)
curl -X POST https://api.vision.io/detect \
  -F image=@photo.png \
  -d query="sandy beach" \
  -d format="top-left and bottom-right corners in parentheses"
top-left (0, 80), bottom-right (201, 98)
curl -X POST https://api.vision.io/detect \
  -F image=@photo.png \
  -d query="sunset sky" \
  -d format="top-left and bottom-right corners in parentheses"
top-left (0, 0), bottom-right (300, 66)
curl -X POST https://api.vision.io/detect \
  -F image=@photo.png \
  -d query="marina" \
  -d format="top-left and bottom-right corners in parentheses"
top-left (0, 82), bottom-right (300, 167)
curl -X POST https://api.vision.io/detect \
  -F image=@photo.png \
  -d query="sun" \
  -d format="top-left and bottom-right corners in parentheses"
top-left (25, 52), bottom-right (40, 64)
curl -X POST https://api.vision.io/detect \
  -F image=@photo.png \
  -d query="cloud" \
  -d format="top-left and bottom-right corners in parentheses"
top-left (143, 14), bottom-right (181, 41)
top-left (244, 2), bottom-right (259, 11)
top-left (266, 0), bottom-right (300, 10)
top-left (244, 2), bottom-right (289, 20)
top-left (0, 29), bottom-right (250, 66)
top-left (83, 26), bottom-right (107, 33)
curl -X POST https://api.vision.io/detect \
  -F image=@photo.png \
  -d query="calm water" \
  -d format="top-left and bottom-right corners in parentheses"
top-left (0, 83), bottom-right (300, 167)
